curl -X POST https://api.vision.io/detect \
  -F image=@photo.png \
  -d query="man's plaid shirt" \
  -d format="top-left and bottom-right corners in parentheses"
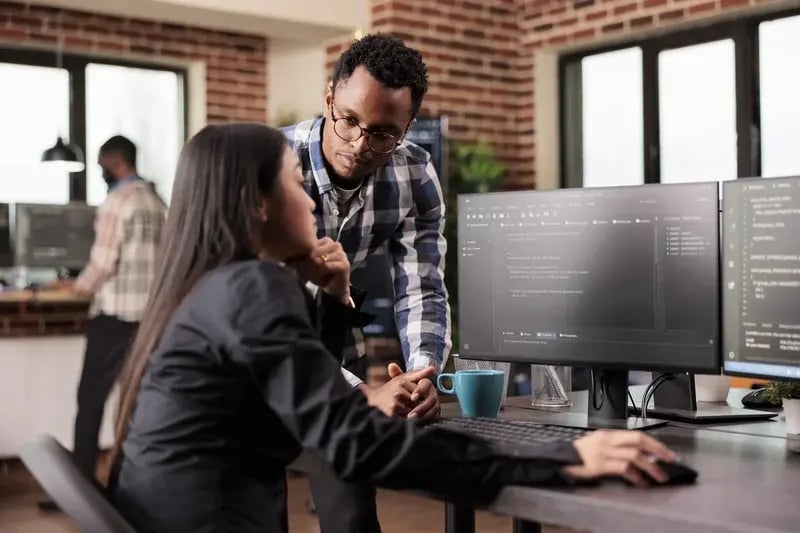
top-left (283, 118), bottom-right (452, 377)
top-left (74, 179), bottom-right (166, 322)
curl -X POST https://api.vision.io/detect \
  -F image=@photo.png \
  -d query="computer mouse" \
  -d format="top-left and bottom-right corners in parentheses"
top-left (589, 459), bottom-right (698, 488)
top-left (640, 459), bottom-right (698, 486)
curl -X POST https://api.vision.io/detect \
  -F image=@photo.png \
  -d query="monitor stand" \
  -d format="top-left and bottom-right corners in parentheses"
top-left (628, 373), bottom-right (777, 424)
top-left (506, 369), bottom-right (668, 430)
top-left (585, 369), bottom-right (667, 430)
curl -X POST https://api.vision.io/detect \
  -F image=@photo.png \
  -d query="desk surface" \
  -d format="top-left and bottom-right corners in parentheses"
top-left (0, 289), bottom-right (90, 303)
top-left (443, 393), bottom-right (800, 533)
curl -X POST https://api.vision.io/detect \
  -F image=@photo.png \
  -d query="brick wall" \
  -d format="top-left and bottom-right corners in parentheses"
top-left (328, 0), bottom-right (787, 188)
top-left (0, 1), bottom-right (267, 123)
top-left (325, 0), bottom-right (527, 184)
top-left (0, 298), bottom-right (89, 336)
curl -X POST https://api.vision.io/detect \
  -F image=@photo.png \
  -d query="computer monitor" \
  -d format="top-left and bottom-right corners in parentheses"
top-left (14, 203), bottom-right (96, 271)
top-left (0, 203), bottom-right (11, 268)
top-left (458, 182), bottom-right (722, 427)
top-left (723, 176), bottom-right (800, 383)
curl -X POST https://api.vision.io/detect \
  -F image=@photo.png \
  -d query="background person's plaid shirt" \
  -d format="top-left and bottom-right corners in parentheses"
top-left (75, 179), bottom-right (166, 322)
top-left (283, 118), bottom-right (452, 380)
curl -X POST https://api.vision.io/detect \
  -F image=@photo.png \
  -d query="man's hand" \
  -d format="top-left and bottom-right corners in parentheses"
top-left (386, 363), bottom-right (441, 423)
top-left (288, 238), bottom-right (351, 304)
top-left (361, 366), bottom-right (436, 418)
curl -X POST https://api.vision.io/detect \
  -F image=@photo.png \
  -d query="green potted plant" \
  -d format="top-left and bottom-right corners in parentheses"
top-left (453, 140), bottom-right (507, 194)
top-left (765, 380), bottom-right (800, 435)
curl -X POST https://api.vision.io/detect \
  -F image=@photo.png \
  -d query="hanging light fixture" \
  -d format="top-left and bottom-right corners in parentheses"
top-left (40, 9), bottom-right (85, 173)
top-left (42, 137), bottom-right (85, 173)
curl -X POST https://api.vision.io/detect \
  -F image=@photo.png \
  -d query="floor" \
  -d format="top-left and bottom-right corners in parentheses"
top-left (0, 460), bottom-right (580, 533)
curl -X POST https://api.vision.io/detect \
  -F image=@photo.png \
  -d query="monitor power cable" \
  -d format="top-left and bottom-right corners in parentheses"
top-left (641, 373), bottom-right (676, 421)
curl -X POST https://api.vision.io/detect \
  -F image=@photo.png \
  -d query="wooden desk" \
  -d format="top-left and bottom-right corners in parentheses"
top-left (0, 289), bottom-right (90, 303)
top-left (442, 393), bottom-right (800, 533)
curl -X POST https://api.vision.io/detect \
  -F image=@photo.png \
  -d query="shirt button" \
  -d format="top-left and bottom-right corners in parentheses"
top-left (333, 209), bottom-right (340, 216)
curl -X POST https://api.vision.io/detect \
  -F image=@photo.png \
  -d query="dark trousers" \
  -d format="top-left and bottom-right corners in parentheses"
top-left (73, 314), bottom-right (138, 480)
top-left (309, 357), bottom-right (381, 533)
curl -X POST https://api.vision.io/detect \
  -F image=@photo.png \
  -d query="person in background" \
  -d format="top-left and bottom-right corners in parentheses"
top-left (109, 122), bottom-right (679, 533)
top-left (282, 35), bottom-right (447, 531)
top-left (39, 135), bottom-right (166, 511)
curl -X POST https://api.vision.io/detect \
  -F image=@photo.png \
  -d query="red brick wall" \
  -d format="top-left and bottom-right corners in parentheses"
top-left (325, 0), bottom-right (527, 184)
top-left (0, 1), bottom-right (267, 123)
top-left (328, 0), bottom-right (787, 188)
top-left (0, 299), bottom-right (89, 337)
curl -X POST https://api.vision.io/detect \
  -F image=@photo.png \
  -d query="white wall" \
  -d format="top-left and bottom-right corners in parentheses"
top-left (163, 0), bottom-right (368, 32)
top-left (26, 0), bottom-right (366, 42)
top-left (534, 49), bottom-right (560, 190)
top-left (0, 336), bottom-right (116, 458)
top-left (268, 41), bottom-right (326, 126)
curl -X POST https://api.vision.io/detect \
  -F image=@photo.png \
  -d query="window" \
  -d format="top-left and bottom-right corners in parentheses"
top-left (86, 64), bottom-right (184, 205)
top-left (658, 40), bottom-right (737, 184)
top-left (0, 48), bottom-right (186, 206)
top-left (0, 63), bottom-right (71, 204)
top-left (560, 8), bottom-right (800, 188)
top-left (581, 48), bottom-right (643, 188)
top-left (759, 15), bottom-right (800, 177)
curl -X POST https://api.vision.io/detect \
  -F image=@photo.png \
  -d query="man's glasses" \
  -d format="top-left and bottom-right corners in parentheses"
top-left (329, 102), bottom-right (402, 154)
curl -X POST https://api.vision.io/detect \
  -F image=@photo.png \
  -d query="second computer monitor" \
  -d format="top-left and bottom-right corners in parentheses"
top-left (458, 182), bottom-right (720, 374)
top-left (14, 203), bottom-right (96, 270)
top-left (723, 176), bottom-right (800, 382)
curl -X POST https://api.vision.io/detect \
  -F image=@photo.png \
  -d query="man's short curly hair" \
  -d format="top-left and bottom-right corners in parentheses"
top-left (332, 33), bottom-right (428, 116)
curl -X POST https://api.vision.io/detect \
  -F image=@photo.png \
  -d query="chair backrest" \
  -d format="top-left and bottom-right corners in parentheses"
top-left (20, 434), bottom-right (138, 533)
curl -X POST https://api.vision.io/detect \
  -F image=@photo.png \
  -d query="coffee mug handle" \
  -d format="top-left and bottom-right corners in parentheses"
top-left (437, 373), bottom-right (456, 394)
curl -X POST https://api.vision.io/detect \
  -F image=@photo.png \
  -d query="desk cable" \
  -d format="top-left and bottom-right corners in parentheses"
top-left (641, 373), bottom-right (675, 421)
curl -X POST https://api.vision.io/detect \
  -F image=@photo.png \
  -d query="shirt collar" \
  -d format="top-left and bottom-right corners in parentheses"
top-left (109, 174), bottom-right (139, 191)
top-left (309, 117), bottom-right (334, 195)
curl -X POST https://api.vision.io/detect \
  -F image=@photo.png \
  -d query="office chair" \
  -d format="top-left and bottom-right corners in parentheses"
top-left (20, 434), bottom-right (138, 533)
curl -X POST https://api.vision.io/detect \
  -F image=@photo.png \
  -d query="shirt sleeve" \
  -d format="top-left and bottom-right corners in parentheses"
top-left (389, 157), bottom-right (452, 372)
top-left (74, 195), bottom-right (125, 294)
top-left (225, 263), bottom-right (580, 506)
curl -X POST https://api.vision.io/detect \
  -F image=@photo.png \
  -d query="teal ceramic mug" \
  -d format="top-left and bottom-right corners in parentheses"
top-left (436, 370), bottom-right (505, 418)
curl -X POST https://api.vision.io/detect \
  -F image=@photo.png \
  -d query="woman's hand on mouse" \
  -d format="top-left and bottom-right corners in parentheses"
top-left (289, 238), bottom-right (351, 304)
top-left (563, 430), bottom-right (677, 487)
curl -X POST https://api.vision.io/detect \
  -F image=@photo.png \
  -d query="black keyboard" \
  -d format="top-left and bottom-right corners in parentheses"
top-left (433, 417), bottom-right (590, 447)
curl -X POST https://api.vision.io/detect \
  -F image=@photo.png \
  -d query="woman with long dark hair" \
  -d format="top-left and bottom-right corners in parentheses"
top-left (110, 123), bottom-right (678, 533)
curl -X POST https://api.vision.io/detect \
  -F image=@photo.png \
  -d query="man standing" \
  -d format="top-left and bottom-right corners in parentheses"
top-left (283, 34), bottom-right (449, 533)
top-left (40, 136), bottom-right (166, 510)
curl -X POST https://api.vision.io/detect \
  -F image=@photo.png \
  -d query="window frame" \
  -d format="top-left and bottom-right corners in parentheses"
top-left (559, 7), bottom-right (800, 188)
top-left (0, 46), bottom-right (188, 203)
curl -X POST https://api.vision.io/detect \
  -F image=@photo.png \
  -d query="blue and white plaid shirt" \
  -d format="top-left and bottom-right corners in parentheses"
top-left (283, 117), bottom-right (451, 376)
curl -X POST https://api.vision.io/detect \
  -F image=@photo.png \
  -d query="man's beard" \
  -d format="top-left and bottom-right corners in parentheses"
top-left (102, 172), bottom-right (115, 190)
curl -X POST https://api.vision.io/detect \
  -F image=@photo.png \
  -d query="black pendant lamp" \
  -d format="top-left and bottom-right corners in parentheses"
top-left (41, 10), bottom-right (85, 174)
top-left (42, 136), bottom-right (85, 173)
